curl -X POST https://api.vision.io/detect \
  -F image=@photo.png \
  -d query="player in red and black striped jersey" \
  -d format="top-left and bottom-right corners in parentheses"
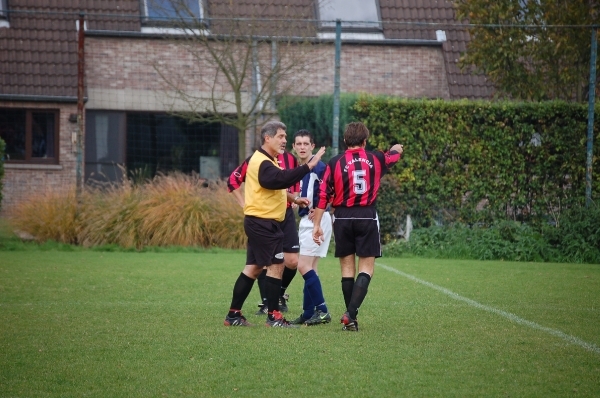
top-left (312, 122), bottom-right (404, 331)
top-left (227, 149), bottom-right (301, 315)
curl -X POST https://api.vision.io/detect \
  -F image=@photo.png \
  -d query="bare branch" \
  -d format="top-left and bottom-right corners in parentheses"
top-left (148, 0), bottom-right (324, 162)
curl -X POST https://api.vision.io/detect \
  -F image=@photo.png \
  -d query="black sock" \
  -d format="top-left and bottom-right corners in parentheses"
top-left (341, 277), bottom-right (355, 309)
top-left (257, 269), bottom-right (267, 303)
top-left (280, 266), bottom-right (297, 296)
top-left (228, 273), bottom-right (255, 316)
top-left (265, 276), bottom-right (282, 314)
top-left (347, 272), bottom-right (371, 320)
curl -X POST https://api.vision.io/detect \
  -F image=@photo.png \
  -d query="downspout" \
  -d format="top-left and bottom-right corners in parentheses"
top-left (586, 27), bottom-right (597, 208)
top-left (332, 19), bottom-right (341, 156)
top-left (271, 40), bottom-right (278, 112)
top-left (250, 39), bottom-right (258, 159)
top-left (76, 13), bottom-right (85, 197)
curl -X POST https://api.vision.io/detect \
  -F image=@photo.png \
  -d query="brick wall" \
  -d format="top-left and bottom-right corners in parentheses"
top-left (279, 43), bottom-right (450, 98)
top-left (1, 102), bottom-right (80, 216)
top-left (86, 37), bottom-right (449, 108)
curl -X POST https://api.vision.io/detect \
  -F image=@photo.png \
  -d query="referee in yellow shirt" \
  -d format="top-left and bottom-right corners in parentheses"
top-left (224, 121), bottom-right (325, 328)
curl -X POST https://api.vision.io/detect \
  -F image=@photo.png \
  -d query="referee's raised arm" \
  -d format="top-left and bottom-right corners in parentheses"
top-left (258, 146), bottom-right (326, 190)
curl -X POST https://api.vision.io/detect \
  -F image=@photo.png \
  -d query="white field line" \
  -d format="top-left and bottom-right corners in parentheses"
top-left (376, 262), bottom-right (600, 355)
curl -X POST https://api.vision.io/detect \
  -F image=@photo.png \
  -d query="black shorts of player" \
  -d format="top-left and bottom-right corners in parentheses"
top-left (332, 206), bottom-right (382, 258)
top-left (244, 215), bottom-right (285, 267)
top-left (281, 207), bottom-right (300, 253)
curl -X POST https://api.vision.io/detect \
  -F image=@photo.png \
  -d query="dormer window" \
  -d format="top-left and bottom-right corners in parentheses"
top-left (142, 0), bottom-right (204, 26)
top-left (316, 0), bottom-right (382, 32)
top-left (0, 0), bottom-right (9, 27)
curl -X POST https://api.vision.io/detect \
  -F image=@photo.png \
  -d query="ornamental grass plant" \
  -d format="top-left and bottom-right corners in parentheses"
top-left (8, 172), bottom-right (245, 250)
top-left (77, 177), bottom-right (143, 248)
top-left (10, 188), bottom-right (79, 244)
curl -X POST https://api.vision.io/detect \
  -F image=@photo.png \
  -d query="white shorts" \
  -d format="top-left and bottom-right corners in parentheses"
top-left (299, 211), bottom-right (332, 258)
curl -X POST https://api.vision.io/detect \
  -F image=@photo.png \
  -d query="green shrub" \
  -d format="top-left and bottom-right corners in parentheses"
top-left (377, 174), bottom-right (406, 243)
top-left (384, 210), bottom-right (600, 264)
top-left (279, 96), bottom-right (598, 232)
top-left (278, 93), bottom-right (359, 156)
top-left (541, 203), bottom-right (600, 264)
top-left (384, 221), bottom-right (555, 262)
top-left (356, 96), bottom-right (600, 228)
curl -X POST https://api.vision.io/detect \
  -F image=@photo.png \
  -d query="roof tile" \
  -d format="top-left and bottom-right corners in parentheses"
top-left (0, 0), bottom-right (491, 99)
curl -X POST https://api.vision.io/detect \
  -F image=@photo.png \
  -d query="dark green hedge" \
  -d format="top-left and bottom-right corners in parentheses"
top-left (277, 95), bottom-right (599, 239)
top-left (355, 97), bottom-right (600, 228)
top-left (0, 137), bottom-right (5, 211)
top-left (278, 94), bottom-right (359, 155)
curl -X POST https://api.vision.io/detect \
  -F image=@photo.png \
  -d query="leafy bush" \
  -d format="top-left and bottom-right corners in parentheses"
top-left (9, 172), bottom-right (246, 250)
top-left (377, 174), bottom-right (406, 243)
top-left (384, 208), bottom-right (600, 264)
top-left (278, 93), bottom-right (359, 156)
top-left (541, 203), bottom-right (600, 264)
top-left (356, 96), bottom-right (600, 228)
top-left (384, 221), bottom-right (554, 262)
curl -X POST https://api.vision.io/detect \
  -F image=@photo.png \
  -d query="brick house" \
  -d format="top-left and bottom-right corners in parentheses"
top-left (0, 0), bottom-right (492, 214)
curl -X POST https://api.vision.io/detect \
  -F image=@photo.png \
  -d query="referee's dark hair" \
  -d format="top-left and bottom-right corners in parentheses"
top-left (343, 122), bottom-right (369, 147)
top-left (260, 121), bottom-right (287, 143)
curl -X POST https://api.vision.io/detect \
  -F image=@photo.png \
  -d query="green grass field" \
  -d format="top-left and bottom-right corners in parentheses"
top-left (1, 249), bottom-right (599, 397)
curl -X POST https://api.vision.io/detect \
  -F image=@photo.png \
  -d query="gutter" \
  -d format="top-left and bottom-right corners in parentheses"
top-left (0, 94), bottom-right (87, 103)
top-left (85, 30), bottom-right (442, 47)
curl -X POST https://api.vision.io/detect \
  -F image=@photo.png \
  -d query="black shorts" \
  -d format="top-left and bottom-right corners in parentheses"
top-left (281, 207), bottom-right (300, 253)
top-left (332, 206), bottom-right (382, 258)
top-left (244, 216), bottom-right (285, 267)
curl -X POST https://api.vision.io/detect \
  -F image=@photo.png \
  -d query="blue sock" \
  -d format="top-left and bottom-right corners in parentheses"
top-left (302, 285), bottom-right (314, 320)
top-left (303, 270), bottom-right (328, 314)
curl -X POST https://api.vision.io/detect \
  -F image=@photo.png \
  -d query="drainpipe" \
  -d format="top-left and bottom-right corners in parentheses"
top-left (76, 13), bottom-right (85, 198)
top-left (586, 27), bottom-right (597, 208)
top-left (250, 39), bottom-right (258, 159)
top-left (332, 19), bottom-right (341, 156)
top-left (271, 40), bottom-right (278, 112)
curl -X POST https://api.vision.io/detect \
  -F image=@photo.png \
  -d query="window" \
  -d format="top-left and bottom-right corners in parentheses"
top-left (317, 0), bottom-right (382, 31)
top-left (126, 113), bottom-right (223, 178)
top-left (0, 108), bottom-right (59, 164)
top-left (0, 0), bottom-right (9, 27)
top-left (85, 111), bottom-right (126, 182)
top-left (142, 0), bottom-right (204, 25)
top-left (85, 111), bottom-right (239, 183)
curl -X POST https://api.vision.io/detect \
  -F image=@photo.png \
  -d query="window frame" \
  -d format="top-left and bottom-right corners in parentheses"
top-left (315, 0), bottom-right (383, 33)
top-left (0, 108), bottom-right (60, 165)
top-left (141, 0), bottom-right (206, 27)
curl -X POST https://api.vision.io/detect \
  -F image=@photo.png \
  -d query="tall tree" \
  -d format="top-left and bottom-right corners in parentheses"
top-left (150, 0), bottom-right (323, 162)
top-left (455, 0), bottom-right (599, 101)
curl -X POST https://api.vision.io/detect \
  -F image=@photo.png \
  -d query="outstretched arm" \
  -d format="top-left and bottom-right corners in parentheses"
top-left (390, 144), bottom-right (404, 155)
top-left (259, 146), bottom-right (327, 190)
